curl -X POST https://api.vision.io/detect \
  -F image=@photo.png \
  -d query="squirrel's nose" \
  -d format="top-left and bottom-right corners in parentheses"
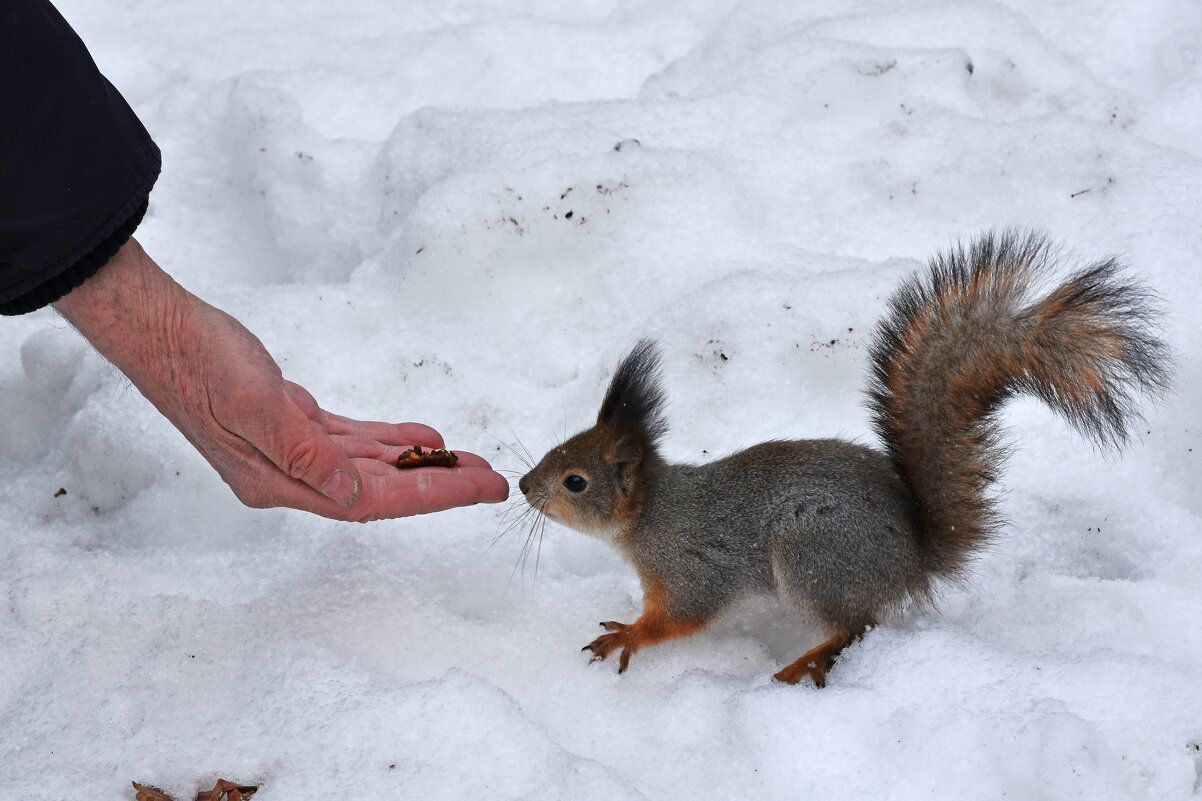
top-left (518, 473), bottom-right (530, 495)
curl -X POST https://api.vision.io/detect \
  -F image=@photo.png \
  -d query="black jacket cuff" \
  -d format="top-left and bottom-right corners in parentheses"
top-left (0, 197), bottom-right (150, 316)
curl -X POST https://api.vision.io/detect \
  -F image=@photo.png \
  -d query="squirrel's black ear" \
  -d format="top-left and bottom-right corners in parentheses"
top-left (597, 339), bottom-right (668, 447)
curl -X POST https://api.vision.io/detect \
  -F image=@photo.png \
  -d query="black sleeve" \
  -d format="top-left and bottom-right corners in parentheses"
top-left (0, 0), bottom-right (161, 315)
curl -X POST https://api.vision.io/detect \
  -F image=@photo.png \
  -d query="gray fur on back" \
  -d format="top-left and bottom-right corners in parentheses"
top-left (620, 439), bottom-right (928, 629)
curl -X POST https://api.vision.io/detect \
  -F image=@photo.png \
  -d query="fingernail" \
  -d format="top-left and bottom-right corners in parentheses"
top-left (323, 470), bottom-right (359, 506)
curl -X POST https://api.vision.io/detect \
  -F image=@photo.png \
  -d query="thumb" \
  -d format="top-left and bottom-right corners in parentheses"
top-left (249, 389), bottom-right (363, 507)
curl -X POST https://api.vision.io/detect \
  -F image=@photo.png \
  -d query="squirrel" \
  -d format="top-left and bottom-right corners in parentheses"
top-left (517, 231), bottom-right (1170, 687)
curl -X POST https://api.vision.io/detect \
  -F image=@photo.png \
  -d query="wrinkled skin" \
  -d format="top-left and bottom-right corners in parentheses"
top-left (53, 237), bottom-right (508, 521)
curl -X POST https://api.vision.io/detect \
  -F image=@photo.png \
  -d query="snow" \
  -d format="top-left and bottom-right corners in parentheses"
top-left (3, 0), bottom-right (1201, 798)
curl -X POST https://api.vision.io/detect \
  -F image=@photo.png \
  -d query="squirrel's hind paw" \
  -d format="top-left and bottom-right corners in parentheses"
top-left (774, 629), bottom-right (864, 688)
top-left (774, 656), bottom-right (831, 687)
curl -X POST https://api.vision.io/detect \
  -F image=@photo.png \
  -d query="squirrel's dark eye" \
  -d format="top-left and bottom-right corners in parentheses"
top-left (563, 474), bottom-right (588, 493)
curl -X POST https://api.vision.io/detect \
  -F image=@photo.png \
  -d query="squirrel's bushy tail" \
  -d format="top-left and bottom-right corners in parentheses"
top-left (867, 231), bottom-right (1170, 578)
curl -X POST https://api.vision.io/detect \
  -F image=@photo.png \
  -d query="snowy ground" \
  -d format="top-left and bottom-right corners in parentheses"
top-left (3, 1), bottom-right (1201, 798)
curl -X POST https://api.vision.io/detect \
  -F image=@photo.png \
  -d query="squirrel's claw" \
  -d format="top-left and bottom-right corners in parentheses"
top-left (583, 621), bottom-right (635, 673)
top-left (582, 642), bottom-right (606, 664)
top-left (583, 613), bottom-right (707, 674)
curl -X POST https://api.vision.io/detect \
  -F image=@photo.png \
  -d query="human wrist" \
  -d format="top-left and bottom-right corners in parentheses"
top-left (52, 237), bottom-right (193, 400)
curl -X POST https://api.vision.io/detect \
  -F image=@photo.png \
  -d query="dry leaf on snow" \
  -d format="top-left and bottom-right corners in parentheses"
top-left (132, 779), bottom-right (258, 801)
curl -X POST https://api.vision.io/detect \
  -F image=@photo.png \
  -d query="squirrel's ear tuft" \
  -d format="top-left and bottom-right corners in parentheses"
top-left (597, 339), bottom-right (668, 446)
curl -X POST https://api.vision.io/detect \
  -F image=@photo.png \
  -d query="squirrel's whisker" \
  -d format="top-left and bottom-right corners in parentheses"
top-left (510, 230), bottom-right (1169, 687)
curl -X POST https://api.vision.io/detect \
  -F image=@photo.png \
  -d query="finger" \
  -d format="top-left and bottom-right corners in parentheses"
top-left (282, 380), bottom-right (323, 417)
top-left (238, 388), bottom-right (363, 506)
top-left (354, 460), bottom-right (510, 503)
top-left (442, 450), bottom-right (498, 471)
top-left (325, 416), bottom-right (446, 448)
top-left (281, 383), bottom-right (446, 448)
top-left (331, 435), bottom-right (393, 461)
top-left (388, 449), bottom-right (497, 471)
top-left (332, 438), bottom-right (499, 470)
top-left (244, 465), bottom-right (508, 521)
top-left (363, 466), bottom-right (511, 511)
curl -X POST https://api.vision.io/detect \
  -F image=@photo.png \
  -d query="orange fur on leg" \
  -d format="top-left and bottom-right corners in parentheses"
top-left (583, 579), bottom-right (707, 673)
top-left (774, 628), bottom-right (865, 687)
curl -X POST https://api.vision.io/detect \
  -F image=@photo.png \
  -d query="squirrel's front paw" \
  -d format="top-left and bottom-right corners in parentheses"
top-left (583, 621), bottom-right (637, 673)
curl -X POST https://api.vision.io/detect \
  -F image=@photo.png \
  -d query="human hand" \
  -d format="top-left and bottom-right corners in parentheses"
top-left (53, 238), bottom-right (508, 521)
